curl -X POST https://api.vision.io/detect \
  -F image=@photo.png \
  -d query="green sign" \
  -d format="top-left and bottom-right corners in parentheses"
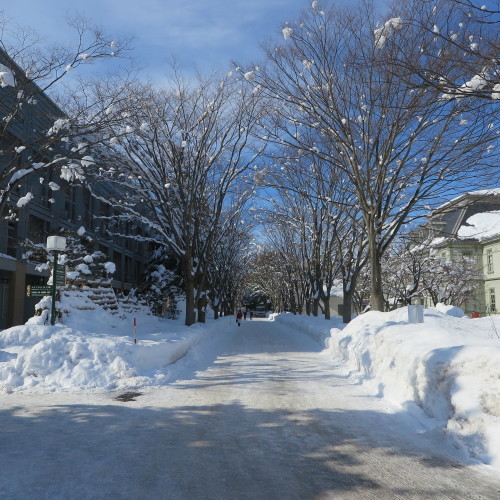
top-left (27, 285), bottom-right (53, 297)
top-left (55, 266), bottom-right (66, 286)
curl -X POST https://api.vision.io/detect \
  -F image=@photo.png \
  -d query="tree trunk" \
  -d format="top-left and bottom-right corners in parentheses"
top-left (197, 307), bottom-right (205, 323)
top-left (368, 230), bottom-right (385, 311)
top-left (312, 294), bottom-right (320, 316)
top-left (197, 295), bottom-right (207, 323)
top-left (342, 289), bottom-right (353, 324)
top-left (323, 294), bottom-right (331, 320)
top-left (294, 282), bottom-right (301, 314)
top-left (184, 276), bottom-right (196, 326)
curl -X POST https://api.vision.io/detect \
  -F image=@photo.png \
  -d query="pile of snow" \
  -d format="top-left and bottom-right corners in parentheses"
top-left (373, 17), bottom-right (403, 49)
top-left (319, 307), bottom-right (500, 469)
top-left (0, 298), bottom-right (231, 394)
top-left (435, 302), bottom-right (465, 317)
top-left (282, 26), bottom-right (293, 40)
top-left (0, 63), bottom-right (15, 87)
top-left (271, 312), bottom-right (343, 346)
top-left (457, 211), bottom-right (500, 241)
top-left (273, 309), bottom-right (500, 469)
top-left (16, 192), bottom-right (33, 208)
top-left (469, 189), bottom-right (500, 197)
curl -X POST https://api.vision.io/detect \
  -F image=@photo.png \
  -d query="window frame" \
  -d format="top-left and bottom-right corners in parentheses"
top-left (490, 288), bottom-right (496, 312)
top-left (486, 249), bottom-right (494, 273)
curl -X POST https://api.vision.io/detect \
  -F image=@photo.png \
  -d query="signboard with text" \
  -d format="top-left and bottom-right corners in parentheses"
top-left (26, 285), bottom-right (52, 297)
top-left (55, 266), bottom-right (66, 286)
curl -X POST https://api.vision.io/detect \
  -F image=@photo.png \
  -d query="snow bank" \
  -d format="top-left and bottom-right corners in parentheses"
top-left (273, 309), bottom-right (500, 469)
top-left (435, 303), bottom-right (465, 317)
top-left (324, 307), bottom-right (500, 469)
top-left (271, 312), bottom-right (344, 346)
top-left (0, 305), bottom-right (232, 394)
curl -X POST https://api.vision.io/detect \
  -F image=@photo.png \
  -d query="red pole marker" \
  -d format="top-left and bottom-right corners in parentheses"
top-left (133, 317), bottom-right (137, 344)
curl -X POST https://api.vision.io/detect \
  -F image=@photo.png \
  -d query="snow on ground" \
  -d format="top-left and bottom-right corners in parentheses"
top-left (0, 299), bottom-right (233, 394)
top-left (1, 297), bottom-right (500, 471)
top-left (273, 308), bottom-right (500, 470)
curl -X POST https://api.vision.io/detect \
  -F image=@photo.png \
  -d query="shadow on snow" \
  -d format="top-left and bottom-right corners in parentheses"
top-left (1, 401), bottom-right (499, 499)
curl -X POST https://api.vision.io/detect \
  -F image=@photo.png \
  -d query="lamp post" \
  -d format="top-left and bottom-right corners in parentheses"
top-left (47, 236), bottom-right (66, 325)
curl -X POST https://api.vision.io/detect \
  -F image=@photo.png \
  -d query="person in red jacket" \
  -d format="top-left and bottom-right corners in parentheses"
top-left (236, 309), bottom-right (243, 326)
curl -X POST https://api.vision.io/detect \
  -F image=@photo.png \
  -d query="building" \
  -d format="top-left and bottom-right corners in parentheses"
top-left (0, 49), bottom-right (149, 328)
top-left (418, 190), bottom-right (500, 316)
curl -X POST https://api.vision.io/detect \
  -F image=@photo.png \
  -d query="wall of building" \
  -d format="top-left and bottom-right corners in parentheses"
top-left (483, 239), bottom-right (500, 315)
top-left (0, 181), bottom-right (149, 327)
top-left (0, 50), bottom-right (149, 328)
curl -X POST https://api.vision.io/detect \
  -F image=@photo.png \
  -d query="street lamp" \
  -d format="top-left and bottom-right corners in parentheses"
top-left (47, 236), bottom-right (66, 325)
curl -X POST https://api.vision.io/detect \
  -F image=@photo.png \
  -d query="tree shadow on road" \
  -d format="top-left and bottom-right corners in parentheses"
top-left (1, 400), bottom-right (499, 499)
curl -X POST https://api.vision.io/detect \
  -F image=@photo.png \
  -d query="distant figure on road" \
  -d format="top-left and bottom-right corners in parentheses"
top-left (236, 309), bottom-right (243, 326)
top-left (250, 311), bottom-right (253, 320)
top-left (244, 310), bottom-right (247, 320)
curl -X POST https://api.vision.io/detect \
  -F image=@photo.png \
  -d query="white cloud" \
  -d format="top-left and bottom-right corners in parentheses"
top-left (4, 0), bottom-right (305, 78)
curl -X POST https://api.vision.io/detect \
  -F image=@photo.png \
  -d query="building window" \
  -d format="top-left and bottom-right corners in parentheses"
top-left (28, 215), bottom-right (50, 244)
top-left (65, 186), bottom-right (75, 220)
top-left (489, 288), bottom-right (497, 312)
top-left (135, 260), bottom-right (141, 282)
top-left (40, 167), bottom-right (54, 208)
top-left (83, 189), bottom-right (93, 228)
top-left (7, 221), bottom-right (18, 258)
top-left (98, 245), bottom-right (108, 258)
top-left (113, 251), bottom-right (122, 280)
top-left (100, 202), bottom-right (112, 235)
top-left (486, 249), bottom-right (494, 273)
top-left (125, 256), bottom-right (133, 282)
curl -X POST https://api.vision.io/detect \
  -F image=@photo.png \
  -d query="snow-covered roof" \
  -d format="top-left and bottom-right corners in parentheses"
top-left (457, 211), bottom-right (500, 242)
top-left (436, 189), bottom-right (500, 212)
top-left (429, 237), bottom-right (448, 247)
top-left (425, 190), bottom-right (500, 239)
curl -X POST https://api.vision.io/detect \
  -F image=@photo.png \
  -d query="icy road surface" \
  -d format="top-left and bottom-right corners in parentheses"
top-left (1, 318), bottom-right (500, 499)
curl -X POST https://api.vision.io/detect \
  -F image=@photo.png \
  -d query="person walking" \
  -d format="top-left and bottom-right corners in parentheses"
top-left (236, 309), bottom-right (243, 326)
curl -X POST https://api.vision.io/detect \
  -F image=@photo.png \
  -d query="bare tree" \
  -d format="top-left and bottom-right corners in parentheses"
top-left (92, 70), bottom-right (263, 325)
top-left (207, 214), bottom-right (253, 320)
top-left (261, 212), bottom-right (309, 314)
top-left (241, 0), bottom-right (498, 312)
top-left (245, 249), bottom-right (287, 313)
top-left (382, 0), bottom-right (499, 101)
top-left (381, 236), bottom-right (424, 309)
top-left (260, 146), bottom-right (368, 322)
top-left (263, 197), bottom-right (316, 315)
top-left (420, 254), bottom-right (483, 306)
top-left (0, 13), bottom-right (130, 219)
top-left (268, 157), bottom-right (336, 317)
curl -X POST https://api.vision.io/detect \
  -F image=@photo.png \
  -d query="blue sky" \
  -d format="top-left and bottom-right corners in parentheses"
top-left (2, 0), bottom-right (311, 81)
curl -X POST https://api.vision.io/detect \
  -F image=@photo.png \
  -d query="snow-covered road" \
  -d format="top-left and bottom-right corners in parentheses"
top-left (1, 318), bottom-right (499, 499)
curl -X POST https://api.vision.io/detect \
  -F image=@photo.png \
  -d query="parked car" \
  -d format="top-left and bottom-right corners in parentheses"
top-left (253, 305), bottom-right (266, 318)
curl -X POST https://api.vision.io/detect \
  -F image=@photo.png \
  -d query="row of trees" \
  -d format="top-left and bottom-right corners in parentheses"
top-left (1, 13), bottom-right (258, 325)
top-left (246, 232), bottom-right (483, 320)
top-left (239, 0), bottom-right (498, 321)
top-left (1, 1), bottom-right (498, 325)
top-left (83, 72), bottom-right (262, 325)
